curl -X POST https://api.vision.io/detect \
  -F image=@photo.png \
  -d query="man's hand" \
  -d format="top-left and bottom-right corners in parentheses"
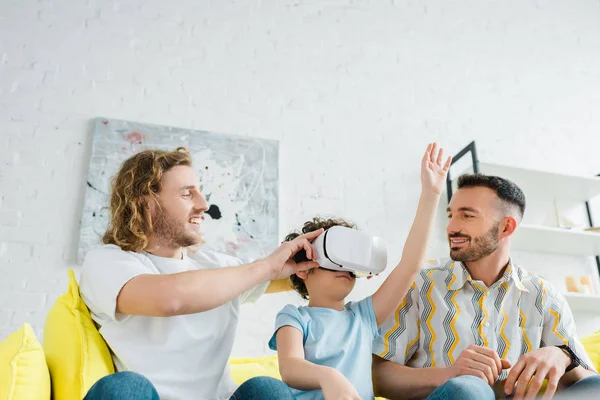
top-left (264, 229), bottom-right (323, 280)
top-left (504, 346), bottom-right (571, 400)
top-left (447, 344), bottom-right (512, 385)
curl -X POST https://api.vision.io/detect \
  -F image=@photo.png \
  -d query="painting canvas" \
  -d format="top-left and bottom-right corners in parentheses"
top-left (78, 117), bottom-right (279, 264)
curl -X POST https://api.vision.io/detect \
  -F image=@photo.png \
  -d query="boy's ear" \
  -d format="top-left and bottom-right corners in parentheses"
top-left (296, 270), bottom-right (309, 280)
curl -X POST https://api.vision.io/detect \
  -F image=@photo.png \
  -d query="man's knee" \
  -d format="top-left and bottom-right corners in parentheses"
top-left (440, 376), bottom-right (494, 400)
top-left (575, 374), bottom-right (600, 386)
top-left (558, 374), bottom-right (600, 400)
top-left (85, 372), bottom-right (159, 400)
top-left (98, 371), bottom-right (150, 386)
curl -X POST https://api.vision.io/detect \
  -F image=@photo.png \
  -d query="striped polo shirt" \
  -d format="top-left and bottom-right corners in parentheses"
top-left (374, 258), bottom-right (595, 380)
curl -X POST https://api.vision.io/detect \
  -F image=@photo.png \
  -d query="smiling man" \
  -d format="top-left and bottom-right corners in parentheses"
top-left (79, 147), bottom-right (319, 400)
top-left (372, 174), bottom-right (600, 400)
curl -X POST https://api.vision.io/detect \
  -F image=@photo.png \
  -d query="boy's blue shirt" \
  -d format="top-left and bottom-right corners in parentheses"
top-left (269, 296), bottom-right (381, 400)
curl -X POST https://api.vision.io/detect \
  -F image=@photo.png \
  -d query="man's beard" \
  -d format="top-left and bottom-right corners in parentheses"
top-left (152, 205), bottom-right (201, 249)
top-left (449, 222), bottom-right (500, 262)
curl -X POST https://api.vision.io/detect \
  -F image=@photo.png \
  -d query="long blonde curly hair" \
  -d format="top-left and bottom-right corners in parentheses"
top-left (102, 147), bottom-right (192, 252)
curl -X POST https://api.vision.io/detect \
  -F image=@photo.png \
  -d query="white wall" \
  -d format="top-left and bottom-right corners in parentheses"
top-left (1, 0), bottom-right (600, 356)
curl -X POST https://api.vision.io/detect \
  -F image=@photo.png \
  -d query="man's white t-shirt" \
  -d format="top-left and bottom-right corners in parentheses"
top-left (79, 244), bottom-right (268, 400)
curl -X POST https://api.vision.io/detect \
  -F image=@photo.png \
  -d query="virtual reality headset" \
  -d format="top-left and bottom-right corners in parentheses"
top-left (308, 226), bottom-right (388, 278)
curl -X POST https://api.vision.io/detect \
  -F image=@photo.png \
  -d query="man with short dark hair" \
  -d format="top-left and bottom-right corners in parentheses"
top-left (372, 174), bottom-right (600, 400)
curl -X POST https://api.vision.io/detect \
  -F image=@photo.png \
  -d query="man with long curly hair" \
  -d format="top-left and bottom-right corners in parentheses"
top-left (80, 147), bottom-right (320, 400)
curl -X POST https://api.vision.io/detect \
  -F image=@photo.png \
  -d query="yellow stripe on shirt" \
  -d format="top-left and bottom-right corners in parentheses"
top-left (519, 309), bottom-right (532, 352)
top-left (499, 282), bottom-right (511, 359)
top-left (405, 322), bottom-right (420, 360)
top-left (472, 282), bottom-right (490, 348)
top-left (549, 309), bottom-right (568, 345)
top-left (500, 308), bottom-right (511, 358)
top-left (448, 289), bottom-right (461, 363)
top-left (379, 282), bottom-right (417, 358)
top-left (426, 269), bottom-right (438, 366)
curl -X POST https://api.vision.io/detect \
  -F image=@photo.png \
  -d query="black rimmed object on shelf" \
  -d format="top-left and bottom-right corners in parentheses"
top-left (585, 177), bottom-right (600, 276)
top-left (445, 140), bottom-right (480, 204)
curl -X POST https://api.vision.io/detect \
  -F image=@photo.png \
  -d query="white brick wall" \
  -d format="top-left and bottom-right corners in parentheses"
top-left (1, 0), bottom-right (600, 357)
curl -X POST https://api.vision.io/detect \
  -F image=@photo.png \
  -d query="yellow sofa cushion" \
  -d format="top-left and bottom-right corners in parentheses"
top-left (229, 355), bottom-right (282, 385)
top-left (0, 323), bottom-right (50, 400)
top-left (581, 330), bottom-right (600, 371)
top-left (43, 269), bottom-right (115, 400)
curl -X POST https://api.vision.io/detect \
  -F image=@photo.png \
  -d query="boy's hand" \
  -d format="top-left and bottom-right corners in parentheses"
top-left (263, 229), bottom-right (323, 280)
top-left (421, 142), bottom-right (452, 195)
top-left (319, 368), bottom-right (362, 400)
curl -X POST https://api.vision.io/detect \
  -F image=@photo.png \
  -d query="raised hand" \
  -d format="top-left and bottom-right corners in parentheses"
top-left (421, 142), bottom-right (452, 195)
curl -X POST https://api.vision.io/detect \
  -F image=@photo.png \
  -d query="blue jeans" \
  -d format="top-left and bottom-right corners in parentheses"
top-left (230, 376), bottom-right (294, 399)
top-left (84, 373), bottom-right (292, 400)
top-left (84, 372), bottom-right (159, 400)
top-left (426, 376), bottom-right (495, 400)
top-left (426, 374), bottom-right (600, 400)
top-left (554, 374), bottom-right (600, 400)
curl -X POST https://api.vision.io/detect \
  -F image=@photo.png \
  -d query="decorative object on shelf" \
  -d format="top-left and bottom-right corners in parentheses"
top-left (552, 198), bottom-right (588, 230)
top-left (565, 275), bottom-right (595, 294)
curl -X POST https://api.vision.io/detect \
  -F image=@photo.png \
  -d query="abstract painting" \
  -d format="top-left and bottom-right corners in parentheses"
top-left (78, 117), bottom-right (279, 264)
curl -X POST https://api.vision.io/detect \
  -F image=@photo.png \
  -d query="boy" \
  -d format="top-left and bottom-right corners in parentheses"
top-left (269, 143), bottom-right (451, 399)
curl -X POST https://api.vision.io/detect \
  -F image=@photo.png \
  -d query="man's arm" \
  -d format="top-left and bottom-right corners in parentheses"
top-left (559, 366), bottom-right (597, 388)
top-left (504, 284), bottom-right (598, 399)
top-left (118, 260), bottom-right (271, 316)
top-left (117, 230), bottom-right (322, 317)
top-left (548, 290), bottom-right (598, 390)
top-left (374, 344), bottom-right (510, 400)
top-left (372, 355), bottom-right (450, 400)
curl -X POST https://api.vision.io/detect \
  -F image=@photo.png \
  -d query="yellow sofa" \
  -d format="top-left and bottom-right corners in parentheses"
top-left (1, 270), bottom-right (600, 400)
top-left (0, 270), bottom-right (286, 400)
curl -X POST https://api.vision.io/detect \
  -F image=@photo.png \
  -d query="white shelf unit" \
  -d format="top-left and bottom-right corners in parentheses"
top-left (463, 162), bottom-right (600, 203)
top-left (450, 151), bottom-right (600, 315)
top-left (512, 225), bottom-right (600, 257)
top-left (563, 293), bottom-right (600, 315)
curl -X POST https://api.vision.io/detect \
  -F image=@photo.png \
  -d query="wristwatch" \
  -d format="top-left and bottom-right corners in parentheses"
top-left (556, 345), bottom-right (582, 372)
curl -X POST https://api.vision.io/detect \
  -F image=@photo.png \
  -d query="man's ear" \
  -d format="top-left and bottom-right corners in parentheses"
top-left (296, 270), bottom-right (309, 280)
top-left (143, 195), bottom-right (157, 216)
top-left (500, 216), bottom-right (518, 239)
